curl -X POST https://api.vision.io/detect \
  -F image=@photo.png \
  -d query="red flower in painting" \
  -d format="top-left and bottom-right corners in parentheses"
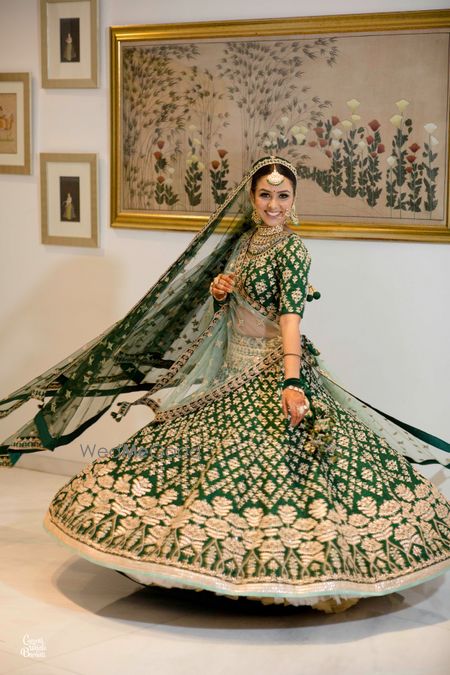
top-left (319, 139), bottom-right (328, 148)
top-left (157, 140), bottom-right (165, 149)
top-left (314, 126), bottom-right (325, 137)
top-left (409, 143), bottom-right (420, 153)
top-left (211, 160), bottom-right (220, 170)
top-left (308, 141), bottom-right (317, 147)
top-left (377, 144), bottom-right (385, 154)
top-left (405, 166), bottom-right (413, 173)
top-left (325, 150), bottom-right (332, 158)
top-left (368, 120), bottom-right (380, 132)
top-left (370, 152), bottom-right (377, 158)
top-left (406, 155), bottom-right (416, 164)
top-left (218, 149), bottom-right (227, 158)
top-left (331, 116), bottom-right (340, 126)
top-left (154, 151), bottom-right (162, 160)
top-left (366, 135), bottom-right (374, 145)
top-left (157, 175), bottom-right (165, 183)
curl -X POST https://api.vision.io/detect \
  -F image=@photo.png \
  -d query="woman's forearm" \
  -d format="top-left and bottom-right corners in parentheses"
top-left (279, 314), bottom-right (302, 379)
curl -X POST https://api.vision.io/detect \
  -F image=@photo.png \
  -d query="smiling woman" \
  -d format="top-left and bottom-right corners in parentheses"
top-left (1, 155), bottom-right (449, 613)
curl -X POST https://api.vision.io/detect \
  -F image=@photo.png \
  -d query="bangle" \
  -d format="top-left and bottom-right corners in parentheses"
top-left (282, 377), bottom-right (305, 391)
top-left (283, 353), bottom-right (301, 358)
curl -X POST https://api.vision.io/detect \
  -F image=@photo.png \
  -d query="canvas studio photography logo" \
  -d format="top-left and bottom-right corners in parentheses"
top-left (20, 634), bottom-right (46, 659)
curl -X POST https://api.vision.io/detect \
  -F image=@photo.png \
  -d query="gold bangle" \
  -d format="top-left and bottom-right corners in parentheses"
top-left (283, 353), bottom-right (301, 358)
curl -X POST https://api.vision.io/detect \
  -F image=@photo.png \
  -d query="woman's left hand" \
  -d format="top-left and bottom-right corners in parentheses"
top-left (282, 388), bottom-right (310, 428)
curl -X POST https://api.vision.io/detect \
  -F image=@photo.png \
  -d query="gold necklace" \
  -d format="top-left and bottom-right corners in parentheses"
top-left (247, 223), bottom-right (287, 255)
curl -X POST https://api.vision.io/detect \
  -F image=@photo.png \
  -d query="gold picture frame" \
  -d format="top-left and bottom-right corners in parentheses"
top-left (40, 0), bottom-right (98, 88)
top-left (110, 9), bottom-right (450, 243)
top-left (0, 73), bottom-right (31, 175)
top-left (40, 153), bottom-right (98, 247)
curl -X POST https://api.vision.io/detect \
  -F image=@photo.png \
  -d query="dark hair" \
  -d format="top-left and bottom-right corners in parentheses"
top-left (250, 159), bottom-right (297, 195)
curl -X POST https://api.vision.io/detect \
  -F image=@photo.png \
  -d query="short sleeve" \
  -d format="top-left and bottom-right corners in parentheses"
top-left (277, 235), bottom-right (311, 317)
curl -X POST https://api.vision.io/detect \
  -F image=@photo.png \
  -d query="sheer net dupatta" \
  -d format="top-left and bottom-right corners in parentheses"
top-left (0, 166), bottom-right (263, 464)
top-left (140, 277), bottom-right (283, 422)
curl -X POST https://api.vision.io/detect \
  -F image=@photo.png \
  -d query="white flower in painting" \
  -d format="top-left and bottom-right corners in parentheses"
top-left (268, 130), bottom-right (277, 139)
top-left (386, 155), bottom-right (397, 168)
top-left (424, 123), bottom-right (437, 135)
top-left (331, 128), bottom-right (343, 139)
top-left (294, 133), bottom-right (306, 144)
top-left (346, 98), bottom-right (360, 112)
top-left (390, 114), bottom-right (403, 128)
top-left (395, 99), bottom-right (409, 112)
top-left (167, 166), bottom-right (175, 174)
top-left (197, 162), bottom-right (205, 171)
top-left (190, 154), bottom-right (199, 163)
top-left (430, 135), bottom-right (439, 147)
top-left (357, 140), bottom-right (367, 153)
top-left (331, 139), bottom-right (341, 150)
top-left (351, 114), bottom-right (361, 123)
top-left (290, 125), bottom-right (300, 135)
top-left (299, 125), bottom-right (308, 135)
top-left (280, 116), bottom-right (289, 126)
top-left (341, 119), bottom-right (353, 131)
top-left (263, 139), bottom-right (272, 148)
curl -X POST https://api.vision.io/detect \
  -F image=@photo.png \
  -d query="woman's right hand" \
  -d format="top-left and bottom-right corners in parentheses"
top-left (211, 273), bottom-right (235, 301)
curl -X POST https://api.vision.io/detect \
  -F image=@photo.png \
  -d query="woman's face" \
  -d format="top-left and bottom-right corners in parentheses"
top-left (251, 174), bottom-right (295, 227)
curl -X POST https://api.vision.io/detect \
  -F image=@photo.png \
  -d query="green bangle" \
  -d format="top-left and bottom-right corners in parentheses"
top-left (282, 377), bottom-right (305, 390)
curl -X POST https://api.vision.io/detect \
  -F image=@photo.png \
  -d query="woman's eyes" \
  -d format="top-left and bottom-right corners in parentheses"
top-left (259, 192), bottom-right (290, 199)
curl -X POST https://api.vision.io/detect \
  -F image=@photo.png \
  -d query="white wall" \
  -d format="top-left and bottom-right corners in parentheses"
top-left (0, 0), bottom-right (449, 476)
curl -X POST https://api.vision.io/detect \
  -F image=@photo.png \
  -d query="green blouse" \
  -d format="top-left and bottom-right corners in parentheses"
top-left (236, 233), bottom-right (311, 320)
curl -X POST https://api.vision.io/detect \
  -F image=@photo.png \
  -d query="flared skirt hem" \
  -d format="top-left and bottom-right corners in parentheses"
top-left (44, 512), bottom-right (450, 609)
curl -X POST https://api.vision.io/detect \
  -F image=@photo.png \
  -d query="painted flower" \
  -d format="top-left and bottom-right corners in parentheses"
top-left (386, 155), bottom-right (397, 168)
top-left (308, 141), bottom-right (317, 147)
top-left (430, 135), bottom-right (439, 147)
top-left (314, 126), bottom-right (325, 137)
top-left (294, 133), bottom-right (306, 144)
top-left (331, 115), bottom-right (340, 126)
top-left (299, 125), bottom-right (308, 135)
top-left (395, 99), bottom-right (410, 112)
top-left (211, 160), bottom-right (220, 170)
top-left (424, 123), bottom-right (437, 135)
top-left (390, 114), bottom-right (403, 128)
top-left (157, 140), bottom-right (165, 149)
top-left (325, 149), bottom-right (332, 158)
top-left (157, 175), bottom-right (165, 184)
top-left (331, 139), bottom-right (341, 151)
top-left (377, 144), bottom-right (385, 154)
top-left (368, 119), bottom-right (381, 132)
top-left (357, 140), bottom-right (367, 153)
top-left (167, 166), bottom-right (175, 175)
top-left (346, 98), bottom-right (360, 112)
top-left (406, 155), bottom-right (416, 164)
top-left (331, 128), bottom-right (343, 140)
top-left (409, 143), bottom-right (420, 153)
top-left (154, 151), bottom-right (162, 160)
top-left (217, 148), bottom-right (227, 158)
top-left (319, 139), bottom-right (328, 148)
top-left (290, 125), bottom-right (300, 135)
top-left (341, 120), bottom-right (353, 131)
top-left (351, 114), bottom-right (361, 123)
top-left (366, 135), bottom-right (374, 145)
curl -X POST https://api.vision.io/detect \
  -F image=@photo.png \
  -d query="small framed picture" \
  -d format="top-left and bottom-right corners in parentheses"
top-left (0, 73), bottom-right (31, 175)
top-left (40, 0), bottom-right (98, 88)
top-left (40, 153), bottom-right (98, 247)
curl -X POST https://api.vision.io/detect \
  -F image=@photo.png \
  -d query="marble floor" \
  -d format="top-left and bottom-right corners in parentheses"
top-left (1, 466), bottom-right (449, 675)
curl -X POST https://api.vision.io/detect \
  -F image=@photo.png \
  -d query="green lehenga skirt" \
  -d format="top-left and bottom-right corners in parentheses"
top-left (44, 339), bottom-right (450, 607)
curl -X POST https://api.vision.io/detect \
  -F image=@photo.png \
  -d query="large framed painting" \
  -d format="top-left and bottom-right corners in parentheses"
top-left (0, 73), bottom-right (31, 175)
top-left (40, 153), bottom-right (98, 247)
top-left (40, 0), bottom-right (98, 88)
top-left (110, 10), bottom-right (450, 242)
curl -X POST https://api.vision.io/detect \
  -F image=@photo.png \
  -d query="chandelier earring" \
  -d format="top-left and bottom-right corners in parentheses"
top-left (286, 204), bottom-right (299, 227)
top-left (251, 208), bottom-right (263, 226)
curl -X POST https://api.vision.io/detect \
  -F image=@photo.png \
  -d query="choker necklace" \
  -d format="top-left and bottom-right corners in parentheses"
top-left (247, 222), bottom-right (286, 255)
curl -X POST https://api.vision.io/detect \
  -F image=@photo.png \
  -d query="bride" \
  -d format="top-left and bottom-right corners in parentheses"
top-left (1, 156), bottom-right (449, 612)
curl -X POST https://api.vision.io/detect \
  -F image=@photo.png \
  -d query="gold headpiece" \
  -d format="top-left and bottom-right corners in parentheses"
top-left (250, 155), bottom-right (297, 184)
top-left (267, 167), bottom-right (285, 186)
